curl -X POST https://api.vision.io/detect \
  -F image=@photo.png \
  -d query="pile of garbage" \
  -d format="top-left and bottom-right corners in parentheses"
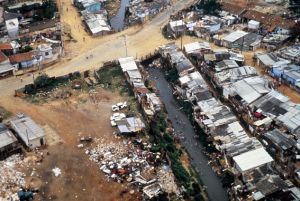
top-left (149, 59), bottom-right (162, 68)
top-left (0, 154), bottom-right (26, 200)
top-left (85, 138), bottom-right (182, 199)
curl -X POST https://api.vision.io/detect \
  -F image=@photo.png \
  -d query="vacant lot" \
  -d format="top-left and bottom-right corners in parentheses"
top-left (0, 69), bottom-right (143, 201)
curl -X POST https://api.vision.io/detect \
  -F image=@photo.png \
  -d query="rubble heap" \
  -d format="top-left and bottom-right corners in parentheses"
top-left (86, 138), bottom-right (182, 199)
top-left (0, 154), bottom-right (26, 200)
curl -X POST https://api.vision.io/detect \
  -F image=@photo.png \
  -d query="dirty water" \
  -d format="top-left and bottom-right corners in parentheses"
top-left (110, 0), bottom-right (130, 32)
top-left (147, 67), bottom-right (229, 201)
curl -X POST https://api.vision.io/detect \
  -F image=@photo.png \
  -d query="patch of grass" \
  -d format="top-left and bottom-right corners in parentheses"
top-left (0, 106), bottom-right (13, 122)
top-left (162, 25), bottom-right (175, 40)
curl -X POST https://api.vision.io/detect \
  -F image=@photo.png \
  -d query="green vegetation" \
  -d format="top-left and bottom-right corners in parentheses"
top-left (221, 170), bottom-right (234, 188)
top-left (97, 66), bottom-right (134, 97)
top-left (198, 0), bottom-right (222, 14)
top-left (0, 106), bottom-right (13, 123)
top-left (22, 46), bottom-right (33, 53)
top-left (34, 73), bottom-right (50, 86)
top-left (151, 113), bottom-right (205, 200)
top-left (162, 25), bottom-right (175, 40)
top-left (163, 64), bottom-right (179, 85)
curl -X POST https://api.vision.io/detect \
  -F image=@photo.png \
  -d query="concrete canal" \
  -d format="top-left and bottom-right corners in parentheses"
top-left (147, 67), bottom-right (228, 201)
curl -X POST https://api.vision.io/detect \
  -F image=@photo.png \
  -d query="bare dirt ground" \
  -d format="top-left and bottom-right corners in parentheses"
top-left (1, 88), bottom-right (138, 201)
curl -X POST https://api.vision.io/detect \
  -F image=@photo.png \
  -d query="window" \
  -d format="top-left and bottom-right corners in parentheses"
top-left (45, 52), bottom-right (49, 56)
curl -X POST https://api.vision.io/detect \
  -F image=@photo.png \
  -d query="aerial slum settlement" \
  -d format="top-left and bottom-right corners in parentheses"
top-left (156, 40), bottom-right (300, 200)
top-left (0, 3), bottom-right (63, 79)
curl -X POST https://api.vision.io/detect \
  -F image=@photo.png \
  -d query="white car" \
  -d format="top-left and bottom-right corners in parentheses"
top-left (110, 113), bottom-right (126, 121)
top-left (112, 101), bottom-right (127, 111)
top-left (112, 105), bottom-right (119, 111)
top-left (111, 121), bottom-right (117, 127)
top-left (110, 113), bottom-right (126, 126)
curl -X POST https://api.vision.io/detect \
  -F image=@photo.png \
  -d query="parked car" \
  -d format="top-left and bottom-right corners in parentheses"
top-left (110, 113), bottom-right (126, 126)
top-left (18, 191), bottom-right (34, 201)
top-left (112, 102), bottom-right (127, 111)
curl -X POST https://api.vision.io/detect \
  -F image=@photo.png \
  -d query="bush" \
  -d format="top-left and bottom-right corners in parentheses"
top-left (22, 46), bottom-right (33, 52)
top-left (34, 73), bottom-right (50, 86)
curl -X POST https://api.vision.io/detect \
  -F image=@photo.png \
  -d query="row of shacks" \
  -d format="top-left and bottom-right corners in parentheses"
top-left (118, 56), bottom-right (163, 127)
top-left (158, 41), bottom-right (300, 200)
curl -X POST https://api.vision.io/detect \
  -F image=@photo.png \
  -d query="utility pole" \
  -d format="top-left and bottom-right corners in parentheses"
top-left (241, 36), bottom-right (245, 54)
top-left (122, 35), bottom-right (128, 57)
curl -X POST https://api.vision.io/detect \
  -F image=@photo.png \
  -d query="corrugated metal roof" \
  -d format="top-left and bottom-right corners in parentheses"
top-left (223, 31), bottom-right (248, 42)
top-left (118, 57), bottom-right (138, 72)
top-left (0, 130), bottom-right (17, 148)
top-left (263, 129), bottom-right (296, 151)
top-left (233, 80), bottom-right (262, 104)
top-left (10, 113), bottom-right (45, 140)
top-left (233, 147), bottom-right (274, 172)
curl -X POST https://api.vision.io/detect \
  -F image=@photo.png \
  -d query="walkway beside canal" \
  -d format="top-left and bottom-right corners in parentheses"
top-left (148, 68), bottom-right (228, 201)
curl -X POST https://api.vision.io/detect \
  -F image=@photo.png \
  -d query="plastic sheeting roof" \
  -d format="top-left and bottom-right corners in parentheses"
top-left (233, 147), bottom-right (274, 172)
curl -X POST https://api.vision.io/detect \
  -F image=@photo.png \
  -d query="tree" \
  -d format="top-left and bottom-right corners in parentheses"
top-left (288, 0), bottom-right (300, 17)
top-left (34, 73), bottom-right (50, 86)
top-left (41, 0), bottom-right (56, 18)
top-left (197, 0), bottom-right (222, 14)
top-left (20, 4), bottom-right (31, 14)
top-left (22, 46), bottom-right (33, 52)
top-left (33, 10), bottom-right (43, 21)
top-left (290, 21), bottom-right (300, 39)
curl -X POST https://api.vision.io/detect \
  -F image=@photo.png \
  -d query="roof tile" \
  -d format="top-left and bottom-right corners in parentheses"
top-left (221, 2), bottom-right (245, 15)
top-left (8, 51), bottom-right (34, 63)
top-left (0, 42), bottom-right (13, 50)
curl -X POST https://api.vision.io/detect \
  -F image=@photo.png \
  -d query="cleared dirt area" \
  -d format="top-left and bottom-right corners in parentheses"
top-left (0, 87), bottom-right (138, 201)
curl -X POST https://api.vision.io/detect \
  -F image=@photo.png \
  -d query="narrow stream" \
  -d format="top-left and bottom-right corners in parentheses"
top-left (147, 67), bottom-right (229, 201)
top-left (110, 0), bottom-right (130, 32)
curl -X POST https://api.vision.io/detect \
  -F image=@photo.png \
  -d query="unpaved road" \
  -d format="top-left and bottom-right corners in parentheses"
top-left (0, 0), bottom-right (195, 95)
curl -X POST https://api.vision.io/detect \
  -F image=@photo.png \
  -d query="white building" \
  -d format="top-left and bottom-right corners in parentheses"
top-left (10, 112), bottom-right (46, 148)
top-left (233, 147), bottom-right (274, 173)
top-left (5, 18), bottom-right (19, 38)
top-left (37, 44), bottom-right (53, 60)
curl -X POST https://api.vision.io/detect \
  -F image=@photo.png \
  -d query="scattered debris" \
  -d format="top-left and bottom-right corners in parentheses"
top-left (85, 138), bottom-right (182, 199)
top-left (52, 167), bottom-right (61, 177)
top-left (0, 154), bottom-right (26, 200)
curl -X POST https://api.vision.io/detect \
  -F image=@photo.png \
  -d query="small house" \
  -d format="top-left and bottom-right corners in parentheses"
top-left (0, 123), bottom-right (18, 157)
top-left (276, 21), bottom-right (296, 35)
top-left (37, 44), bottom-right (53, 60)
top-left (222, 30), bottom-right (249, 48)
top-left (220, 2), bottom-right (246, 21)
top-left (5, 18), bottom-right (19, 38)
top-left (263, 129), bottom-right (296, 163)
top-left (169, 20), bottom-right (186, 35)
top-left (0, 50), bottom-right (15, 79)
top-left (233, 147), bottom-right (274, 174)
top-left (146, 93), bottom-right (163, 112)
top-left (86, 19), bottom-right (111, 37)
top-left (119, 56), bottom-right (138, 72)
top-left (8, 51), bottom-right (35, 69)
top-left (0, 41), bottom-right (20, 56)
top-left (10, 112), bottom-right (46, 148)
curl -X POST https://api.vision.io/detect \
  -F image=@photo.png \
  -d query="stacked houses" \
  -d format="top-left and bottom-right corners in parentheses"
top-left (118, 56), bottom-right (163, 122)
top-left (158, 42), bottom-right (300, 200)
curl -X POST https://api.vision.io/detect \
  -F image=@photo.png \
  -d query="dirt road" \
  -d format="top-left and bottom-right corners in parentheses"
top-left (0, 0), bottom-right (195, 95)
